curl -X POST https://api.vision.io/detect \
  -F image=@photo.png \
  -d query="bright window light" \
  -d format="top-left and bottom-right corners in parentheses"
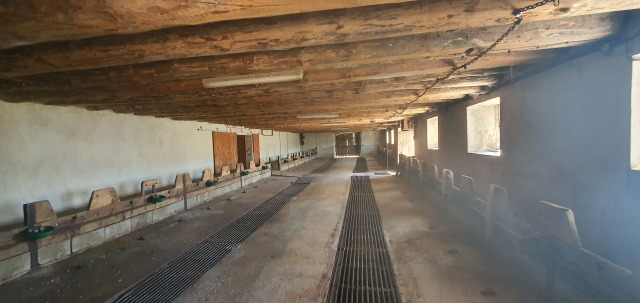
top-left (467, 97), bottom-right (501, 156)
top-left (427, 116), bottom-right (439, 150)
top-left (631, 53), bottom-right (640, 170)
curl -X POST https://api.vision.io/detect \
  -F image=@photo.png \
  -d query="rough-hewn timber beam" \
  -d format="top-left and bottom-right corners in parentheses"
top-left (149, 106), bottom-right (431, 120)
top-left (47, 82), bottom-right (480, 112)
top-left (0, 48), bottom-right (549, 106)
top-left (3, 13), bottom-right (617, 85)
top-left (0, 1), bottom-right (632, 77)
top-left (168, 119), bottom-right (402, 132)
top-left (0, 71), bottom-right (500, 106)
top-left (95, 88), bottom-right (476, 115)
top-left (0, 0), bottom-right (417, 49)
top-left (129, 97), bottom-right (444, 115)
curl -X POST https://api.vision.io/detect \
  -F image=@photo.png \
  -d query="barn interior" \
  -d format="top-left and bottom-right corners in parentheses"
top-left (1, 1), bottom-right (640, 302)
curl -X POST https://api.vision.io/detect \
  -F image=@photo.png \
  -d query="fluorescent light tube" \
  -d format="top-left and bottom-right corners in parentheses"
top-left (297, 114), bottom-right (339, 119)
top-left (203, 70), bottom-right (303, 88)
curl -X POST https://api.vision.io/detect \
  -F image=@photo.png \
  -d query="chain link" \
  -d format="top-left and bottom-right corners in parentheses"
top-left (382, 0), bottom-right (559, 125)
top-left (515, 0), bottom-right (558, 18)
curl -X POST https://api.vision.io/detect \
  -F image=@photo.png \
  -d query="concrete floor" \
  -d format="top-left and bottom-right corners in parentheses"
top-left (367, 159), bottom-right (546, 303)
top-left (0, 158), bottom-right (547, 303)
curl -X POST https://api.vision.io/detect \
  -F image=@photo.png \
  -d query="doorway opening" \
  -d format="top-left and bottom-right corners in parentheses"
top-left (237, 134), bottom-right (261, 169)
top-left (335, 132), bottom-right (361, 157)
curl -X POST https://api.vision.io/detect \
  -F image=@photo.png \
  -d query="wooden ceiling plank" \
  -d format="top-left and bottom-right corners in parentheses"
top-left (0, 70), bottom-right (501, 106)
top-left (30, 80), bottom-right (482, 109)
top-left (0, 0), bottom-right (418, 49)
top-left (93, 89), bottom-right (474, 115)
top-left (0, 2), bottom-right (631, 77)
top-left (142, 109), bottom-right (436, 122)
top-left (4, 13), bottom-right (617, 85)
top-left (1, 49), bottom-right (549, 106)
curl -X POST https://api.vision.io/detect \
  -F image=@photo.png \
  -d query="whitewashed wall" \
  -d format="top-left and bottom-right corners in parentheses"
top-left (0, 102), bottom-right (310, 227)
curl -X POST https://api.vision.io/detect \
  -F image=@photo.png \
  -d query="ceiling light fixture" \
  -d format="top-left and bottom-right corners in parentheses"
top-left (321, 122), bottom-right (347, 125)
top-left (203, 70), bottom-right (304, 88)
top-left (297, 114), bottom-right (339, 119)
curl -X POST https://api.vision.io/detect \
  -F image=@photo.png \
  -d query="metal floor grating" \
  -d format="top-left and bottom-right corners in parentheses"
top-left (311, 159), bottom-right (338, 174)
top-left (327, 176), bottom-right (402, 303)
top-left (353, 157), bottom-right (368, 173)
top-left (112, 162), bottom-right (335, 303)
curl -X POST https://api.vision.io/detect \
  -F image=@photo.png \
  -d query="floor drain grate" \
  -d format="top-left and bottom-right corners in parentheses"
top-left (353, 157), bottom-right (368, 173)
top-left (112, 170), bottom-right (333, 303)
top-left (327, 176), bottom-right (402, 303)
top-left (311, 159), bottom-right (337, 174)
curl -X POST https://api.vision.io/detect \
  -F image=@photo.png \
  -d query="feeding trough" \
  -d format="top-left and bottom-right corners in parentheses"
top-left (147, 194), bottom-right (166, 203)
top-left (24, 226), bottom-right (55, 240)
top-left (205, 180), bottom-right (218, 187)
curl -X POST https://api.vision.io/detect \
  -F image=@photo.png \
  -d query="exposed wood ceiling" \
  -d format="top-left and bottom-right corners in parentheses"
top-left (0, 0), bottom-right (639, 132)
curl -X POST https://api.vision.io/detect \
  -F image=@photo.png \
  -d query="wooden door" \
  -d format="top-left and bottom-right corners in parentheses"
top-left (335, 132), bottom-right (360, 157)
top-left (212, 132), bottom-right (238, 174)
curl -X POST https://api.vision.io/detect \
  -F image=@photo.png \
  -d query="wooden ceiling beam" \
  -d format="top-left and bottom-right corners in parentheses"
top-left (111, 101), bottom-right (439, 117)
top-left (0, 0), bottom-right (417, 49)
top-left (65, 85), bottom-right (479, 113)
top-left (2, 47), bottom-right (550, 106)
top-left (0, 70), bottom-right (500, 106)
top-left (0, 2), bottom-right (630, 77)
top-left (168, 119), bottom-right (399, 132)
top-left (302, 51), bottom-right (548, 84)
top-left (167, 117), bottom-right (399, 127)
top-left (96, 89), bottom-right (473, 117)
top-left (145, 104), bottom-right (428, 124)
top-left (4, 13), bottom-right (613, 88)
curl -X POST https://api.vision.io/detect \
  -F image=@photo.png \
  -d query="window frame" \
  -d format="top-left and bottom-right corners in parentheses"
top-left (631, 53), bottom-right (640, 170)
top-left (466, 97), bottom-right (502, 157)
top-left (426, 116), bottom-right (439, 150)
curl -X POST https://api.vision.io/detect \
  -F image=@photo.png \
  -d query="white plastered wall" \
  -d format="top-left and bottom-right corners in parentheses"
top-left (305, 133), bottom-right (335, 158)
top-left (300, 131), bottom-right (379, 158)
top-left (0, 101), bottom-right (302, 227)
top-left (361, 131), bottom-right (378, 156)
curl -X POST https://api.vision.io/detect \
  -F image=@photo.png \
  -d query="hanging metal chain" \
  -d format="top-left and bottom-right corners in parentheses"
top-left (382, 0), bottom-right (560, 125)
top-left (515, 0), bottom-right (560, 18)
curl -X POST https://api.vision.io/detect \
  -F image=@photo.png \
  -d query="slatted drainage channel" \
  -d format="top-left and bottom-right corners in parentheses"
top-left (311, 159), bottom-right (338, 174)
top-left (353, 157), bottom-right (368, 173)
top-left (112, 176), bottom-right (320, 303)
top-left (327, 176), bottom-right (402, 303)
